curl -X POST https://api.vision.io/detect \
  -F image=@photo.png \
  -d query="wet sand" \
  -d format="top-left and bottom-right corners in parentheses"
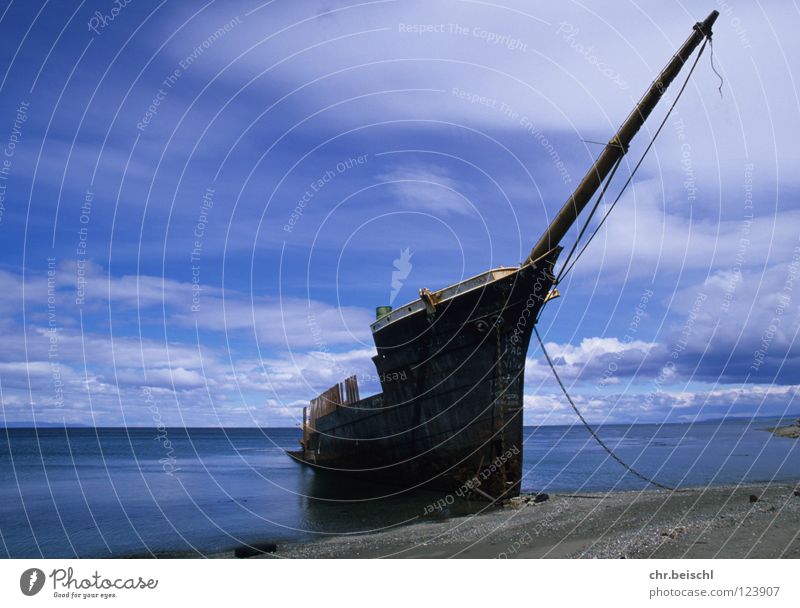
top-left (223, 483), bottom-right (800, 559)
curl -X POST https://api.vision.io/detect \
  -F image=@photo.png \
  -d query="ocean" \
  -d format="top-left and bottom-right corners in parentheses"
top-left (1, 419), bottom-right (797, 558)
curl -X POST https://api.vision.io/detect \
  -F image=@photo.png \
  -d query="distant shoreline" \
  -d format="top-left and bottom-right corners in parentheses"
top-left (766, 422), bottom-right (800, 439)
top-left (4, 415), bottom-right (800, 430)
top-left (219, 482), bottom-right (800, 559)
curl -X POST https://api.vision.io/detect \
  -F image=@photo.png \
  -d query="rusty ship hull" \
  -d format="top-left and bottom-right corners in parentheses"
top-left (289, 251), bottom-right (559, 499)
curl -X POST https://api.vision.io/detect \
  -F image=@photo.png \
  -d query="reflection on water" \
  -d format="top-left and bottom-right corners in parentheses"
top-left (295, 468), bottom-right (488, 537)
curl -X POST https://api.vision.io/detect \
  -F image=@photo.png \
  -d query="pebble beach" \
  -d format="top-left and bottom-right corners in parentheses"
top-left (225, 483), bottom-right (800, 559)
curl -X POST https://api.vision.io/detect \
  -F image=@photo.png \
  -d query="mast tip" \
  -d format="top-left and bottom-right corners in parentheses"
top-left (700, 10), bottom-right (719, 35)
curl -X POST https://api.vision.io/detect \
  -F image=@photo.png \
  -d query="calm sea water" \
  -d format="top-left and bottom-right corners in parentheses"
top-left (1, 420), bottom-right (797, 558)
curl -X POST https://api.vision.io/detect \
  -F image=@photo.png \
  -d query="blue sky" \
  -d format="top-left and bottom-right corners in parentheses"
top-left (0, 0), bottom-right (798, 427)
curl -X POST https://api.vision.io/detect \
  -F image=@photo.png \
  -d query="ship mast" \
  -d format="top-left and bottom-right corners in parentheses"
top-left (527, 10), bottom-right (718, 264)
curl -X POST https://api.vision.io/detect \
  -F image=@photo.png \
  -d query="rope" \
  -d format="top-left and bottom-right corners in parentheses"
top-left (556, 155), bottom-right (624, 282)
top-left (534, 327), bottom-right (681, 492)
top-left (709, 38), bottom-right (724, 99)
top-left (557, 37), bottom-right (711, 281)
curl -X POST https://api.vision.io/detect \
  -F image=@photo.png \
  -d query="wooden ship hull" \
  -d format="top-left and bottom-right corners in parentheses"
top-left (289, 252), bottom-right (559, 499)
top-left (287, 11), bottom-right (719, 500)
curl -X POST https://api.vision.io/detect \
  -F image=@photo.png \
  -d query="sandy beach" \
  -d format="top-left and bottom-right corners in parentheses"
top-left (223, 483), bottom-right (800, 559)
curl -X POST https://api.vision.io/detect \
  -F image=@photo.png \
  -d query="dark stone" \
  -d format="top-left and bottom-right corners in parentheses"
top-left (749, 494), bottom-right (759, 503)
top-left (234, 542), bottom-right (278, 558)
top-left (533, 493), bottom-right (550, 503)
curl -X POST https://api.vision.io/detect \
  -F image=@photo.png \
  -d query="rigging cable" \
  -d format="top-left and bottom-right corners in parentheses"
top-left (557, 36), bottom-right (711, 283)
top-left (534, 326), bottom-right (680, 492)
top-left (555, 154), bottom-right (624, 281)
top-left (536, 33), bottom-right (720, 491)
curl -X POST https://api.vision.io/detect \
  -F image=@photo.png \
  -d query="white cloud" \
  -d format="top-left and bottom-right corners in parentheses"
top-left (376, 164), bottom-right (477, 215)
top-left (162, 0), bottom-right (800, 189)
top-left (563, 178), bottom-right (800, 280)
top-left (526, 335), bottom-right (658, 385)
top-left (524, 383), bottom-right (800, 425)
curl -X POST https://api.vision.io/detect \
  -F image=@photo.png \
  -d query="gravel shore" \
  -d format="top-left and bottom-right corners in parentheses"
top-left (222, 483), bottom-right (800, 559)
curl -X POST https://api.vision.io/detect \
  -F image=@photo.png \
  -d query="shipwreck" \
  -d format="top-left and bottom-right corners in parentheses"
top-left (288, 11), bottom-right (719, 499)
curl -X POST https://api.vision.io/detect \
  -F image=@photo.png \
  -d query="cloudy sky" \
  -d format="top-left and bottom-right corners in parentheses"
top-left (0, 0), bottom-right (797, 427)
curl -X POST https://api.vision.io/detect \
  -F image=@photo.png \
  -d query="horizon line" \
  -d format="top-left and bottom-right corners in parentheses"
top-left (2, 414), bottom-right (796, 431)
